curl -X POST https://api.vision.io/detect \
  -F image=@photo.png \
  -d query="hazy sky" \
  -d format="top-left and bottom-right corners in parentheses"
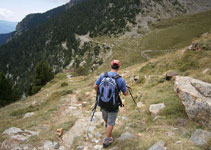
top-left (0, 0), bottom-right (70, 22)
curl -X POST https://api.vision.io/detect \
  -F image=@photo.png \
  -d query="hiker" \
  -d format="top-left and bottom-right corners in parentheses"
top-left (93, 60), bottom-right (128, 148)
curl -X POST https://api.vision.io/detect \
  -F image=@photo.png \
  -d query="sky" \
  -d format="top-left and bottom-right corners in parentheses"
top-left (0, 0), bottom-right (70, 22)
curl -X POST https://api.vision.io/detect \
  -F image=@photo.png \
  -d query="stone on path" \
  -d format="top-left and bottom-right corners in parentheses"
top-left (94, 145), bottom-right (103, 150)
top-left (148, 140), bottom-right (167, 150)
top-left (174, 76), bottom-right (211, 127)
top-left (137, 102), bottom-right (144, 108)
top-left (43, 140), bottom-right (59, 150)
top-left (118, 132), bottom-right (134, 141)
top-left (190, 129), bottom-right (211, 146)
top-left (149, 103), bottom-right (165, 115)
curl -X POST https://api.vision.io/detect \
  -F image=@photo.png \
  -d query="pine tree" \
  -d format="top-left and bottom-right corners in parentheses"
top-left (30, 61), bottom-right (54, 95)
top-left (0, 72), bottom-right (14, 107)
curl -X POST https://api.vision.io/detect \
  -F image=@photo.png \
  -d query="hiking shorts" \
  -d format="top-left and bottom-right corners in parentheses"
top-left (101, 109), bottom-right (118, 126)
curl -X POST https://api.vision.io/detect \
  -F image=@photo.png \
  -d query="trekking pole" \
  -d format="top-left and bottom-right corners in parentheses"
top-left (90, 100), bottom-right (98, 121)
top-left (87, 91), bottom-right (99, 137)
top-left (126, 86), bottom-right (141, 113)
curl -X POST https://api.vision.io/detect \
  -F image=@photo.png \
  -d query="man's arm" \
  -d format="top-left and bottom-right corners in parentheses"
top-left (93, 83), bottom-right (99, 92)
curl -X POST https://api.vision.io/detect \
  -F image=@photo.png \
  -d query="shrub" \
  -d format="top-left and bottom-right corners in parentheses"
top-left (61, 82), bottom-right (68, 87)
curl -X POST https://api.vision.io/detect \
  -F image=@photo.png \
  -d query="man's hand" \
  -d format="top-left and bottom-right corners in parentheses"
top-left (93, 83), bottom-right (99, 93)
top-left (123, 88), bottom-right (128, 96)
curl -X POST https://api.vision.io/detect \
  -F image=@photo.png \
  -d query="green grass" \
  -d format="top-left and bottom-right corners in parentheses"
top-left (144, 10), bottom-right (211, 50)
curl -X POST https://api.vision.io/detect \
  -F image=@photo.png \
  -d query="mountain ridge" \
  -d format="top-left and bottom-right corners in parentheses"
top-left (0, 0), bottom-right (211, 100)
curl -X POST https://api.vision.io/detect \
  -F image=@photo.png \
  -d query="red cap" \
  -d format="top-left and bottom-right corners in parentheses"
top-left (111, 60), bottom-right (120, 67)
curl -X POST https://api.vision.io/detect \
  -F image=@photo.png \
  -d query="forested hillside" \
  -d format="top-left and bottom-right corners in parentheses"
top-left (0, 0), bottom-right (211, 101)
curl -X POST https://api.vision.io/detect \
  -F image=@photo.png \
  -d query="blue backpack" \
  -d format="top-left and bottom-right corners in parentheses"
top-left (97, 72), bottom-right (124, 112)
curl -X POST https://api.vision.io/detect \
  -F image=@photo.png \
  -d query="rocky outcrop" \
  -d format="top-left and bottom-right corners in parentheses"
top-left (1, 127), bottom-right (39, 150)
top-left (174, 76), bottom-right (211, 127)
top-left (190, 129), bottom-right (211, 146)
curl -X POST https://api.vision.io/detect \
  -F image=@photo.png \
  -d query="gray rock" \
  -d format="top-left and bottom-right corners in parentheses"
top-left (121, 116), bottom-right (127, 121)
top-left (165, 71), bottom-right (178, 80)
top-left (76, 146), bottom-right (84, 150)
top-left (137, 102), bottom-right (144, 108)
top-left (176, 141), bottom-right (182, 144)
top-left (23, 112), bottom-right (34, 118)
top-left (43, 140), bottom-right (59, 150)
top-left (91, 138), bottom-right (99, 143)
top-left (2, 127), bottom-right (39, 141)
top-left (88, 126), bottom-right (96, 132)
top-left (94, 145), bottom-right (102, 150)
top-left (118, 132), bottom-right (134, 141)
top-left (137, 92), bottom-right (142, 98)
top-left (202, 68), bottom-right (211, 75)
top-left (190, 129), bottom-right (211, 146)
top-left (148, 140), bottom-right (167, 150)
top-left (88, 133), bottom-right (93, 138)
top-left (83, 147), bottom-right (88, 150)
top-left (59, 146), bottom-right (65, 150)
top-left (149, 103), bottom-right (165, 115)
top-left (166, 131), bottom-right (175, 136)
top-left (174, 76), bottom-right (211, 127)
top-left (95, 132), bottom-right (102, 138)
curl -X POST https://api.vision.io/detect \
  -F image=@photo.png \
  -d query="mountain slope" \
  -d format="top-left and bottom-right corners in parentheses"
top-left (0, 0), bottom-right (211, 97)
top-left (0, 20), bottom-right (17, 34)
top-left (0, 31), bottom-right (210, 150)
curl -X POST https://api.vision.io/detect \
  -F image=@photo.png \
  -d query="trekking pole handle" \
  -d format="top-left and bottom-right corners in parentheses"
top-left (126, 85), bottom-right (131, 89)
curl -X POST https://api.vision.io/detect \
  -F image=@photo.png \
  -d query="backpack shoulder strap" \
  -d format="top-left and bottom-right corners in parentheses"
top-left (104, 72), bottom-right (108, 77)
top-left (112, 74), bottom-right (124, 107)
top-left (112, 74), bottom-right (121, 79)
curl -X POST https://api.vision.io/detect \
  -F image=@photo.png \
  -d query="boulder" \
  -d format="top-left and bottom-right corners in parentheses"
top-left (149, 103), bottom-right (165, 115)
top-left (118, 132), bottom-right (134, 141)
top-left (174, 76), bottom-right (211, 127)
top-left (190, 129), bottom-right (211, 146)
top-left (148, 140), bottom-right (167, 150)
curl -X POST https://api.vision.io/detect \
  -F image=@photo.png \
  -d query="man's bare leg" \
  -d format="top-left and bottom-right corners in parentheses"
top-left (105, 125), bottom-right (113, 138)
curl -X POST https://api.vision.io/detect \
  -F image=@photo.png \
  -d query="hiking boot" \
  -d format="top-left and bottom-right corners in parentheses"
top-left (103, 137), bottom-right (113, 148)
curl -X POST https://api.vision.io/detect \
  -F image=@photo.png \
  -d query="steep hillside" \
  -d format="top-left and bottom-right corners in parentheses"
top-left (1, 0), bottom-right (211, 97)
top-left (0, 32), bottom-right (13, 46)
top-left (0, 32), bottom-right (210, 150)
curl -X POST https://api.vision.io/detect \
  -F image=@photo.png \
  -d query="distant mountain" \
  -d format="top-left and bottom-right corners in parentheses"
top-left (0, 20), bottom-right (17, 34)
top-left (14, 0), bottom-right (83, 37)
top-left (3, 0), bottom-right (83, 45)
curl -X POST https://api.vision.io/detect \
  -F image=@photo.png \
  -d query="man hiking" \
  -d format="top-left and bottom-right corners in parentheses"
top-left (94, 60), bottom-right (128, 148)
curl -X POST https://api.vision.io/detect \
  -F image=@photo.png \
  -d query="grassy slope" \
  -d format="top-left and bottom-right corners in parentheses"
top-left (0, 10), bottom-right (211, 150)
